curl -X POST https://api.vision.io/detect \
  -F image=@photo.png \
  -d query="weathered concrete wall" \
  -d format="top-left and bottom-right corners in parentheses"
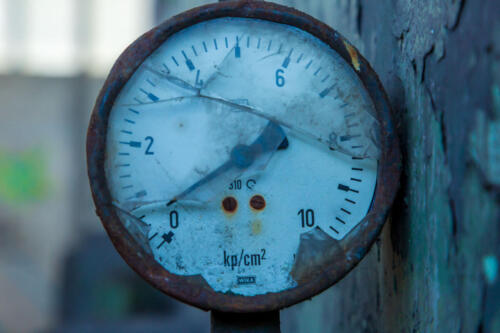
top-left (279, 0), bottom-right (500, 332)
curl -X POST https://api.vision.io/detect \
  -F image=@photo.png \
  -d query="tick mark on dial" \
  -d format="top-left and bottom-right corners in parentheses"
top-left (319, 84), bottom-right (336, 98)
top-left (235, 37), bottom-right (241, 58)
top-left (282, 48), bottom-right (292, 68)
top-left (335, 217), bottom-right (346, 224)
top-left (338, 184), bottom-right (359, 193)
top-left (296, 53), bottom-right (303, 63)
top-left (120, 141), bottom-right (141, 148)
top-left (126, 190), bottom-right (147, 200)
top-left (341, 208), bottom-right (351, 215)
top-left (135, 190), bottom-right (147, 198)
top-left (182, 51), bottom-right (195, 71)
top-left (329, 226), bottom-right (339, 234)
top-left (139, 89), bottom-right (159, 102)
top-left (340, 134), bottom-right (361, 142)
top-left (338, 184), bottom-right (350, 192)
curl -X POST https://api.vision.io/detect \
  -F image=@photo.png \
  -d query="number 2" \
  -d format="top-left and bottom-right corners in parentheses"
top-left (145, 136), bottom-right (154, 155)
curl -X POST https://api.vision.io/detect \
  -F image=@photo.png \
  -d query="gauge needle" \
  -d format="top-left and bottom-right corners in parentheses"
top-left (144, 65), bottom-right (362, 157)
top-left (144, 61), bottom-right (378, 159)
top-left (167, 121), bottom-right (287, 206)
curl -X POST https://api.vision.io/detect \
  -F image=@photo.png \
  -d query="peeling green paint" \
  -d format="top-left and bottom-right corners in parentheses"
top-left (483, 255), bottom-right (498, 284)
top-left (469, 109), bottom-right (500, 187)
top-left (0, 149), bottom-right (50, 204)
top-left (493, 85), bottom-right (500, 116)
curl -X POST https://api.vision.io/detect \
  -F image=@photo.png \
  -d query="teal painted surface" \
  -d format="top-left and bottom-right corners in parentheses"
top-left (483, 255), bottom-right (498, 285)
top-left (281, 0), bottom-right (500, 332)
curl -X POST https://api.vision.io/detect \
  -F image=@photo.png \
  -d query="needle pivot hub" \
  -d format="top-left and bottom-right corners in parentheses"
top-left (231, 144), bottom-right (256, 169)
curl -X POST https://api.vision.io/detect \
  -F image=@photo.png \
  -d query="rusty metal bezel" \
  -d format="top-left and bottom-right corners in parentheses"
top-left (86, 0), bottom-right (401, 313)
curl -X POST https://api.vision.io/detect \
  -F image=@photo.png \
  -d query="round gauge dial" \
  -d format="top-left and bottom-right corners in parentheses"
top-left (87, 1), bottom-right (400, 312)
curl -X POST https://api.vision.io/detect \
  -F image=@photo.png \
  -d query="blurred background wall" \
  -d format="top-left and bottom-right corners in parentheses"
top-left (0, 0), bottom-right (498, 332)
top-left (0, 1), bottom-right (213, 332)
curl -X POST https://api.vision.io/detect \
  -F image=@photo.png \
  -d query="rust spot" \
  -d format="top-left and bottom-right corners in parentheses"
top-left (343, 40), bottom-right (360, 71)
top-left (251, 219), bottom-right (262, 235)
top-left (250, 195), bottom-right (266, 211)
top-left (222, 196), bottom-right (238, 213)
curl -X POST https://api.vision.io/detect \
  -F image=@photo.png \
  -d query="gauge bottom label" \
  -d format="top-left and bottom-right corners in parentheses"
top-left (223, 249), bottom-right (267, 270)
top-left (237, 276), bottom-right (257, 285)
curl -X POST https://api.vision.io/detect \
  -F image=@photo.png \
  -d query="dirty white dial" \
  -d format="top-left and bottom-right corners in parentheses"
top-left (105, 18), bottom-right (378, 296)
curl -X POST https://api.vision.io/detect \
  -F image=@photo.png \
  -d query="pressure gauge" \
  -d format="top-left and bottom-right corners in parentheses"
top-left (87, 1), bottom-right (400, 312)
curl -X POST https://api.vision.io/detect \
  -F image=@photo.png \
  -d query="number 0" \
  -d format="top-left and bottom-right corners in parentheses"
top-left (275, 69), bottom-right (285, 87)
top-left (169, 210), bottom-right (179, 229)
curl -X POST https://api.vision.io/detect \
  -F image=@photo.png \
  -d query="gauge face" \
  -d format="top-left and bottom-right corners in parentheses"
top-left (88, 2), bottom-right (401, 311)
top-left (103, 17), bottom-right (379, 296)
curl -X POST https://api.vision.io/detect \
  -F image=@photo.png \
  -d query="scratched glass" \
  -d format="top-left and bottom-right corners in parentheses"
top-left (104, 18), bottom-right (379, 296)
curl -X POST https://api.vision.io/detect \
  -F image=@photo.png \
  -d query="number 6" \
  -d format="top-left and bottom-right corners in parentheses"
top-left (275, 69), bottom-right (285, 87)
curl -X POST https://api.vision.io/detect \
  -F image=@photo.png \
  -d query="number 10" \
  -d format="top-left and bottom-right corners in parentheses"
top-left (298, 209), bottom-right (315, 227)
